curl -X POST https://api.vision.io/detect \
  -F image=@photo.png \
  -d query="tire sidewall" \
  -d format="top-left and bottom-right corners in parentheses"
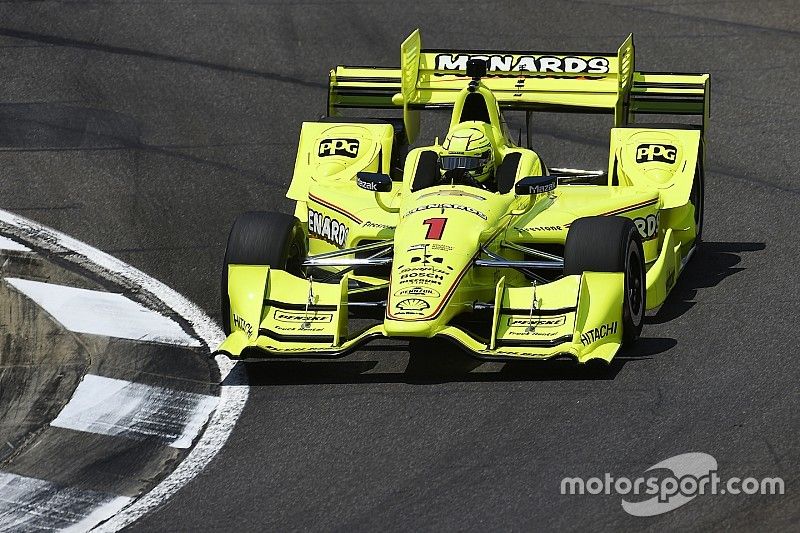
top-left (691, 164), bottom-right (705, 244)
top-left (622, 227), bottom-right (645, 344)
top-left (221, 212), bottom-right (306, 334)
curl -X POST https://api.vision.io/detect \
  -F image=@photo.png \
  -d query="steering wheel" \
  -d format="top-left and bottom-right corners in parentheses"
top-left (441, 168), bottom-right (487, 189)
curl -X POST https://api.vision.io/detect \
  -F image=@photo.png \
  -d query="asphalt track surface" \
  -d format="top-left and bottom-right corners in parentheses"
top-left (0, 0), bottom-right (797, 530)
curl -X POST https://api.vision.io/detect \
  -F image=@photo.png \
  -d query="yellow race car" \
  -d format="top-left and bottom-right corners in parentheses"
top-left (218, 30), bottom-right (709, 364)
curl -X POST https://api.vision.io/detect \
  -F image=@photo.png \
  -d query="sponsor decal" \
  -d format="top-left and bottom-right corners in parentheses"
top-left (636, 144), bottom-right (677, 164)
top-left (363, 221), bottom-right (395, 229)
top-left (407, 243), bottom-right (454, 252)
top-left (318, 138), bottom-right (359, 158)
top-left (519, 181), bottom-right (557, 195)
top-left (507, 315), bottom-right (566, 328)
top-left (580, 321), bottom-right (618, 346)
top-left (394, 287), bottom-right (441, 298)
top-left (633, 214), bottom-right (659, 241)
top-left (273, 310), bottom-right (333, 323)
top-left (418, 189), bottom-right (487, 201)
top-left (395, 298), bottom-right (430, 312)
top-left (435, 53), bottom-right (610, 74)
top-left (490, 349), bottom-right (542, 357)
top-left (507, 329), bottom-right (560, 337)
top-left (308, 208), bottom-right (349, 248)
top-left (409, 254), bottom-right (444, 265)
top-left (405, 203), bottom-right (488, 220)
top-left (274, 324), bottom-right (325, 332)
top-left (517, 225), bottom-right (563, 232)
top-left (399, 271), bottom-right (444, 285)
top-left (492, 350), bottom-right (520, 356)
top-left (356, 175), bottom-right (378, 191)
top-left (400, 264), bottom-right (449, 275)
top-left (232, 314), bottom-right (253, 337)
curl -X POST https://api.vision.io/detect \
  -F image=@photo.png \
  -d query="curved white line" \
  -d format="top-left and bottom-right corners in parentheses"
top-left (0, 208), bottom-right (248, 531)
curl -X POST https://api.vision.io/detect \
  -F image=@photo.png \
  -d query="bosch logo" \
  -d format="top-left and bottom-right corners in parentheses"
top-left (319, 138), bottom-right (359, 158)
top-left (636, 144), bottom-right (677, 164)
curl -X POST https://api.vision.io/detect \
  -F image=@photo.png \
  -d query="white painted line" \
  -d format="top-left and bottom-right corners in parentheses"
top-left (0, 235), bottom-right (30, 252)
top-left (0, 472), bottom-right (132, 533)
top-left (51, 374), bottom-right (219, 449)
top-left (0, 208), bottom-right (248, 531)
top-left (5, 277), bottom-right (201, 347)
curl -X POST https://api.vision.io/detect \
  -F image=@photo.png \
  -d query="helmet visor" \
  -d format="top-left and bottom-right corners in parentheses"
top-left (440, 151), bottom-right (491, 171)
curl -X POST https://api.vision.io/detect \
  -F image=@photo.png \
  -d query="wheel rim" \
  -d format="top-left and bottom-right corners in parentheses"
top-left (627, 244), bottom-right (644, 325)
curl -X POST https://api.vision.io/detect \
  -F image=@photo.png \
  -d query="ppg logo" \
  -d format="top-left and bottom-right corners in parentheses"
top-left (318, 138), bottom-right (359, 158)
top-left (636, 144), bottom-right (677, 164)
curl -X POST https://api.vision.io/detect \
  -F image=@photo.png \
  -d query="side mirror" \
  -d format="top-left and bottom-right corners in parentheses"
top-left (356, 172), bottom-right (392, 193)
top-left (515, 175), bottom-right (557, 195)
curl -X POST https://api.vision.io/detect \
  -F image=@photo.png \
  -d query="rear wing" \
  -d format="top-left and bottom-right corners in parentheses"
top-left (328, 30), bottom-right (710, 142)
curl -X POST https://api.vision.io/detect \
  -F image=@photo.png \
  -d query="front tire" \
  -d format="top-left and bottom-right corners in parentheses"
top-left (564, 216), bottom-right (646, 345)
top-left (221, 211), bottom-right (307, 334)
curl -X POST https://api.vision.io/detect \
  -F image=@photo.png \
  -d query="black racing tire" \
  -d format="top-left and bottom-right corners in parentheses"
top-left (564, 216), bottom-right (646, 345)
top-left (220, 211), bottom-right (307, 334)
top-left (690, 161), bottom-right (704, 245)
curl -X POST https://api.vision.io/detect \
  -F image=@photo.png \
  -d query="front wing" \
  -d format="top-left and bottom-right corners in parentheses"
top-left (219, 267), bottom-right (625, 364)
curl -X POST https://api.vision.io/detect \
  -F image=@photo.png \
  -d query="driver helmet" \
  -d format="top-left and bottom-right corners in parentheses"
top-left (439, 124), bottom-right (494, 183)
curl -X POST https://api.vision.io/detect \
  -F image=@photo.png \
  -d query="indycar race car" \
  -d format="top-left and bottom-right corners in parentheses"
top-left (218, 30), bottom-right (710, 363)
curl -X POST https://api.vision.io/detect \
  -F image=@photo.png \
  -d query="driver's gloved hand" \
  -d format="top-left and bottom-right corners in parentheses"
top-left (441, 168), bottom-right (487, 189)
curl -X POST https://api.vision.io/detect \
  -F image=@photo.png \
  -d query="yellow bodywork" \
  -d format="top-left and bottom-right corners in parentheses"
top-left (219, 30), bottom-right (709, 363)
top-left (220, 266), bottom-right (625, 364)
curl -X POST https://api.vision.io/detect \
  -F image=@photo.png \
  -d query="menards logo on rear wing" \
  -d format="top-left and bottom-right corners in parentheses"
top-left (328, 29), bottom-right (710, 143)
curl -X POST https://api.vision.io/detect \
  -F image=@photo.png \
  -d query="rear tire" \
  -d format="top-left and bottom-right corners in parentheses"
top-left (690, 162), bottom-right (704, 244)
top-left (564, 216), bottom-right (645, 345)
top-left (221, 211), bottom-right (307, 334)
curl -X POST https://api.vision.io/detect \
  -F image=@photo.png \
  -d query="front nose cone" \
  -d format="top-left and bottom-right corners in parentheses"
top-left (383, 316), bottom-right (439, 337)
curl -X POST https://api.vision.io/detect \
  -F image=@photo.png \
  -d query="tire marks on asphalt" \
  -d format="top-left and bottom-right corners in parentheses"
top-left (0, 472), bottom-right (131, 533)
top-left (51, 374), bottom-right (218, 449)
top-left (0, 208), bottom-right (247, 531)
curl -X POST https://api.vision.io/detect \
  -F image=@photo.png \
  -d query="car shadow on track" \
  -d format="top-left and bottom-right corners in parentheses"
top-left (646, 241), bottom-right (766, 324)
top-left (241, 334), bottom-right (678, 386)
